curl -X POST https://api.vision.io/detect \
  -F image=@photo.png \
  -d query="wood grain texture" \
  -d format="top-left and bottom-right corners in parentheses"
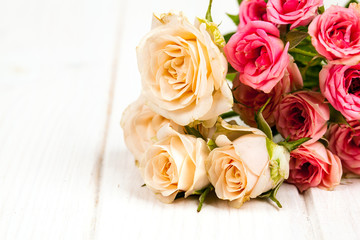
top-left (0, 0), bottom-right (121, 239)
top-left (1, 0), bottom-right (359, 239)
top-left (303, 179), bottom-right (360, 240)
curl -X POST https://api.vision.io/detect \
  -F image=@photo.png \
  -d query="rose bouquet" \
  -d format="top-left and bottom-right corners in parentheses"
top-left (121, 0), bottom-right (360, 211)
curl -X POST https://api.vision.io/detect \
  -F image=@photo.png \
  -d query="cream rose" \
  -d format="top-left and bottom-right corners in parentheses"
top-left (137, 12), bottom-right (233, 126)
top-left (140, 123), bottom-right (210, 203)
top-left (206, 120), bottom-right (290, 207)
top-left (121, 97), bottom-right (181, 162)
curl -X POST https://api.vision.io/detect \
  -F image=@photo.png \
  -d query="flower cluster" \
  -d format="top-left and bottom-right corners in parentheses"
top-left (122, 0), bottom-right (360, 210)
top-left (226, 0), bottom-right (360, 192)
top-left (122, 11), bottom-right (293, 210)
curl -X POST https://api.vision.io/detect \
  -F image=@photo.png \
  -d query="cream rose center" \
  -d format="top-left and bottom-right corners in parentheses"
top-left (155, 38), bottom-right (199, 102)
top-left (224, 159), bottom-right (247, 194)
top-left (151, 151), bottom-right (178, 189)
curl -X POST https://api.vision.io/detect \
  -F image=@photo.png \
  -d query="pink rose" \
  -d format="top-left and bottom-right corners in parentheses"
top-left (274, 91), bottom-right (329, 143)
top-left (308, 5), bottom-right (360, 65)
top-left (267, 0), bottom-right (323, 30)
top-left (327, 121), bottom-right (360, 175)
top-left (319, 63), bottom-right (360, 120)
top-left (224, 21), bottom-right (289, 93)
top-left (233, 57), bottom-right (303, 127)
top-left (238, 0), bottom-right (268, 28)
top-left (287, 142), bottom-right (342, 192)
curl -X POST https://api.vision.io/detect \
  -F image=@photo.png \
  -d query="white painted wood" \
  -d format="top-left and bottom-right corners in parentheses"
top-left (303, 179), bottom-right (360, 240)
top-left (0, 0), bottom-right (357, 239)
top-left (0, 0), bottom-right (121, 239)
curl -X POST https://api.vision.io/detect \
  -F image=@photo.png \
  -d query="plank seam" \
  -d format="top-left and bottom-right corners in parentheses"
top-left (90, 2), bottom-right (126, 238)
top-left (303, 190), bottom-right (324, 240)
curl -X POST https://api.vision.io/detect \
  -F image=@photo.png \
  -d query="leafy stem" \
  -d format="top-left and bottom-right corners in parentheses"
top-left (288, 48), bottom-right (317, 58)
top-left (205, 0), bottom-right (213, 22)
top-left (220, 111), bottom-right (239, 119)
top-left (197, 185), bottom-right (214, 212)
top-left (300, 55), bottom-right (321, 80)
top-left (258, 180), bottom-right (284, 208)
top-left (255, 97), bottom-right (273, 140)
top-left (278, 137), bottom-right (311, 152)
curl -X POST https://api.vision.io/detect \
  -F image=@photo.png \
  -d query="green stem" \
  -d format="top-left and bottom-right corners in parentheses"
top-left (288, 48), bottom-right (317, 58)
top-left (300, 55), bottom-right (321, 80)
top-left (270, 195), bottom-right (282, 208)
top-left (205, 0), bottom-right (213, 22)
top-left (220, 111), bottom-right (239, 119)
top-left (197, 185), bottom-right (213, 212)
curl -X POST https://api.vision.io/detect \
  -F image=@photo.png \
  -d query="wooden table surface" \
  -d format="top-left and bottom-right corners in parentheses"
top-left (1, 0), bottom-right (359, 239)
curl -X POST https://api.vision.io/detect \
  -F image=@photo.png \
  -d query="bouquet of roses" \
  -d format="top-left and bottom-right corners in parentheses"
top-left (121, 0), bottom-right (360, 211)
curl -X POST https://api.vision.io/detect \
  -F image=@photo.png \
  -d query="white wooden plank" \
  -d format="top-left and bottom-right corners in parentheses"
top-left (0, 0), bottom-right (121, 239)
top-left (95, 0), bottom-right (318, 239)
top-left (303, 179), bottom-right (360, 240)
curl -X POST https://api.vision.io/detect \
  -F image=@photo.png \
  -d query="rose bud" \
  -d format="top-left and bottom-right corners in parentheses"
top-left (308, 5), bottom-right (360, 65)
top-left (287, 142), bottom-right (342, 192)
top-left (224, 21), bottom-right (289, 93)
top-left (327, 121), bottom-right (360, 175)
top-left (137, 12), bottom-right (233, 126)
top-left (140, 123), bottom-right (210, 203)
top-left (238, 0), bottom-right (268, 28)
top-left (121, 97), bottom-right (181, 162)
top-left (267, 0), bottom-right (323, 30)
top-left (274, 91), bottom-right (330, 144)
top-left (320, 63), bottom-right (360, 120)
top-left (233, 57), bottom-right (303, 127)
top-left (206, 120), bottom-right (290, 208)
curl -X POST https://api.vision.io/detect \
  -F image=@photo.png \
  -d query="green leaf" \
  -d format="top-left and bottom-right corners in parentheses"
top-left (237, 0), bottom-right (243, 5)
top-left (302, 65), bottom-right (322, 88)
top-left (286, 30), bottom-right (309, 50)
top-left (255, 98), bottom-right (273, 140)
top-left (345, 0), bottom-right (359, 8)
top-left (224, 31), bottom-right (236, 43)
top-left (226, 72), bottom-right (237, 81)
top-left (303, 80), bottom-right (320, 89)
top-left (293, 26), bottom-right (308, 32)
top-left (329, 104), bottom-right (348, 125)
top-left (226, 13), bottom-right (239, 26)
top-left (289, 35), bottom-right (326, 87)
top-left (207, 139), bottom-right (217, 151)
top-left (278, 137), bottom-right (311, 152)
top-left (289, 36), bottom-right (319, 65)
top-left (318, 5), bottom-right (325, 14)
top-left (184, 125), bottom-right (205, 140)
top-left (205, 0), bottom-right (213, 22)
top-left (197, 185), bottom-right (214, 212)
top-left (258, 181), bottom-right (284, 208)
top-left (288, 47), bottom-right (317, 58)
top-left (296, 55), bottom-right (324, 88)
